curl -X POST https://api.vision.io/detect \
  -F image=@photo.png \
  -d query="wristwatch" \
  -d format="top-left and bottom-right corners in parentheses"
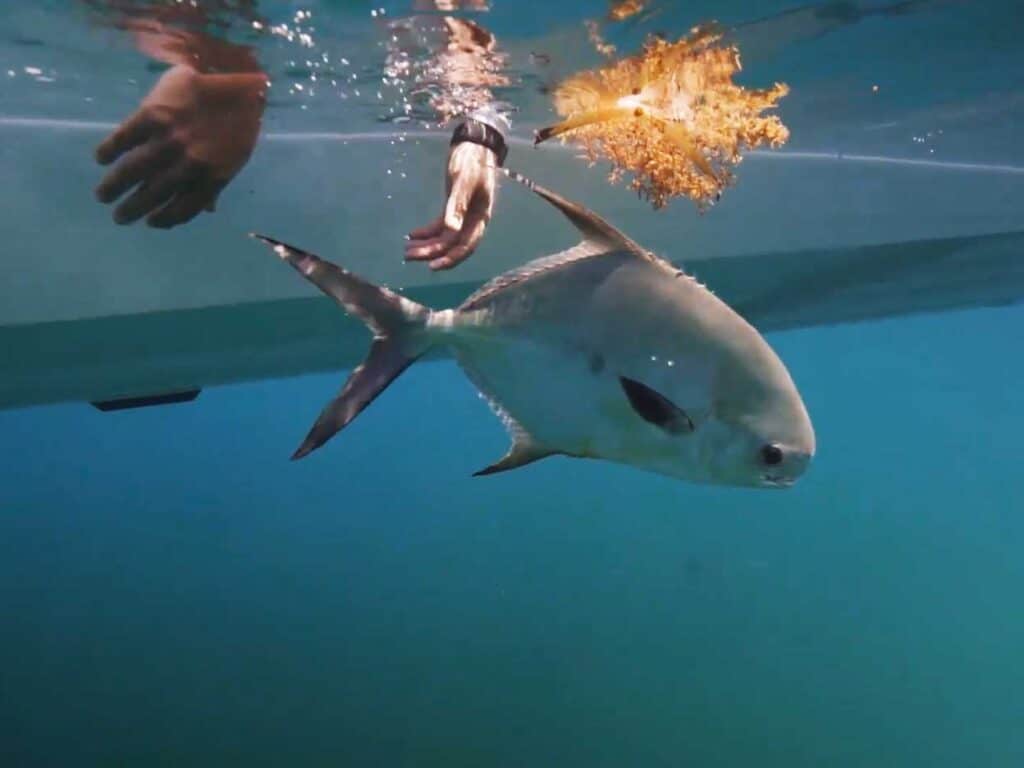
top-left (450, 117), bottom-right (509, 166)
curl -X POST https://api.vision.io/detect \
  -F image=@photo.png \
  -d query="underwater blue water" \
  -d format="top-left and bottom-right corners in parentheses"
top-left (2, 303), bottom-right (1023, 766)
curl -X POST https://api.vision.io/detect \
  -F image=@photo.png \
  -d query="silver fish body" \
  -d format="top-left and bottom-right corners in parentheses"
top-left (252, 170), bottom-right (815, 488)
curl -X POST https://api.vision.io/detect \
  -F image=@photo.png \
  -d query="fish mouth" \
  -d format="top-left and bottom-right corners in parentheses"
top-left (760, 473), bottom-right (796, 489)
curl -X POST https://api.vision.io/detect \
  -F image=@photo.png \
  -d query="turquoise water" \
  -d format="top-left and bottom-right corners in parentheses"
top-left (4, 305), bottom-right (1024, 765)
top-left (2, 1), bottom-right (1024, 765)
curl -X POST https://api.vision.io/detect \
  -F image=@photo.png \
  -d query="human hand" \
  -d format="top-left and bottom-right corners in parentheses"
top-left (405, 141), bottom-right (497, 270)
top-left (94, 64), bottom-right (266, 228)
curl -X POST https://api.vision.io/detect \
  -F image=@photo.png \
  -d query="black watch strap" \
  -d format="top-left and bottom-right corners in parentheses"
top-left (450, 118), bottom-right (508, 166)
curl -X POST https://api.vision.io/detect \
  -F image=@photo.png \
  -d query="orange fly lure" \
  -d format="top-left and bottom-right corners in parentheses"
top-left (535, 23), bottom-right (790, 211)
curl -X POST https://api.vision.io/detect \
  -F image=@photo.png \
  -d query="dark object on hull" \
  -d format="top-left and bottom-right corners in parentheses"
top-left (91, 389), bottom-right (201, 412)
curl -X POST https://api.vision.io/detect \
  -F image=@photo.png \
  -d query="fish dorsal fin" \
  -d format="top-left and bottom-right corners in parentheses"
top-left (460, 240), bottom-right (608, 310)
top-left (501, 168), bottom-right (646, 255)
top-left (460, 170), bottom-right (656, 311)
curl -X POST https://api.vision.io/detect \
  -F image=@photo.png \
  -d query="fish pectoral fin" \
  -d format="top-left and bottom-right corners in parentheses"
top-left (620, 376), bottom-right (695, 435)
top-left (473, 440), bottom-right (562, 477)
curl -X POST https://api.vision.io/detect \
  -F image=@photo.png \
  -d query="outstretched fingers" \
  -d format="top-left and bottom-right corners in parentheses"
top-left (404, 224), bottom-right (460, 261)
top-left (111, 169), bottom-right (183, 224)
top-left (95, 110), bottom-right (157, 166)
top-left (427, 214), bottom-right (488, 271)
top-left (147, 177), bottom-right (225, 229)
top-left (95, 140), bottom-right (178, 204)
top-left (407, 214), bottom-right (445, 240)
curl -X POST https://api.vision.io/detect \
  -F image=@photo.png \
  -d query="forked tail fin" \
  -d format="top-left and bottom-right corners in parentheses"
top-left (251, 234), bottom-right (433, 460)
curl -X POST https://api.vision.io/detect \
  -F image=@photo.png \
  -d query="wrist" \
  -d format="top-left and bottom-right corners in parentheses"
top-left (450, 116), bottom-right (508, 166)
top-left (196, 71), bottom-right (269, 108)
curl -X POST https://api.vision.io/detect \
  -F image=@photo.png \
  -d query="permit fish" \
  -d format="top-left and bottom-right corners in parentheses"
top-left (251, 170), bottom-right (815, 488)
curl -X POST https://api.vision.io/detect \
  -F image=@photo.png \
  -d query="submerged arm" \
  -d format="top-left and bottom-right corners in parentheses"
top-left (86, 3), bottom-right (268, 228)
top-left (404, 13), bottom-right (514, 270)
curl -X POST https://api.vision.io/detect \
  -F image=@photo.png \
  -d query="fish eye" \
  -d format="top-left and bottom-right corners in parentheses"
top-left (760, 444), bottom-right (784, 466)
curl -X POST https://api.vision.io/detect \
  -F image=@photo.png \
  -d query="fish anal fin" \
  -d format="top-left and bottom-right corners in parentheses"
top-left (473, 441), bottom-right (561, 477)
top-left (455, 350), bottom-right (563, 477)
